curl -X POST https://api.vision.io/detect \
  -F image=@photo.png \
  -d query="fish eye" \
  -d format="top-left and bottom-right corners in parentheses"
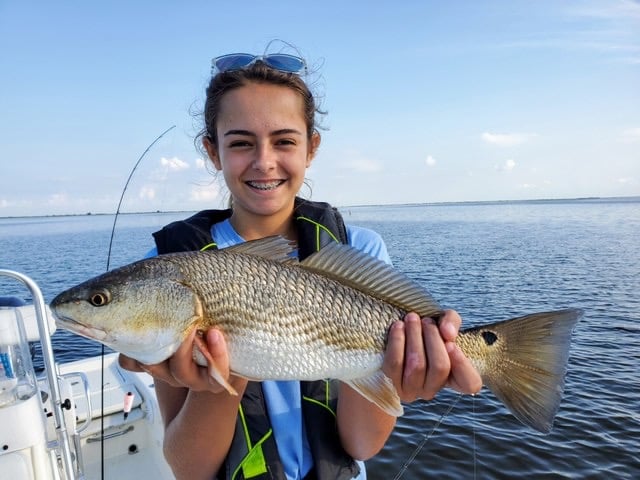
top-left (89, 289), bottom-right (111, 307)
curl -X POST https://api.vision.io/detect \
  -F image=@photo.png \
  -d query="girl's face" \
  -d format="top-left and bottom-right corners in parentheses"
top-left (204, 82), bottom-right (319, 229)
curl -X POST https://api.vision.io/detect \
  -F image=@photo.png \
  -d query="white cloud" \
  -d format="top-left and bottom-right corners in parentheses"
top-left (331, 149), bottom-right (384, 174)
top-left (160, 156), bottom-right (189, 171)
top-left (342, 154), bottom-right (383, 173)
top-left (138, 186), bottom-right (156, 200)
top-left (481, 132), bottom-right (536, 147)
top-left (425, 155), bottom-right (437, 167)
top-left (569, 0), bottom-right (640, 21)
top-left (195, 157), bottom-right (207, 169)
top-left (495, 159), bottom-right (517, 171)
top-left (189, 184), bottom-right (221, 202)
top-left (621, 127), bottom-right (640, 142)
top-left (501, 2), bottom-right (640, 62)
top-left (47, 193), bottom-right (70, 206)
top-left (617, 177), bottom-right (636, 185)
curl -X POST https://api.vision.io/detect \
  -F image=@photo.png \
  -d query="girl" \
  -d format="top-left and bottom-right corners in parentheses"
top-left (120, 52), bottom-right (481, 480)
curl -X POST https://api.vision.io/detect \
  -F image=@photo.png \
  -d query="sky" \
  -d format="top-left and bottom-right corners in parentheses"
top-left (1, 0), bottom-right (638, 217)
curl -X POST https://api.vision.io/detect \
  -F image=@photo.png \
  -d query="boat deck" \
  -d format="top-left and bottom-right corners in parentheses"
top-left (40, 353), bottom-right (174, 479)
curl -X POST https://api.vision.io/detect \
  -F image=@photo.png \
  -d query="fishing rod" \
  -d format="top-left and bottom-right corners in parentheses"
top-left (100, 124), bottom-right (176, 480)
top-left (106, 124), bottom-right (177, 271)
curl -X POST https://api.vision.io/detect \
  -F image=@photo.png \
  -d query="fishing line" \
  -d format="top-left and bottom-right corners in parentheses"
top-left (99, 124), bottom-right (176, 480)
top-left (472, 393), bottom-right (477, 480)
top-left (392, 393), bottom-right (462, 480)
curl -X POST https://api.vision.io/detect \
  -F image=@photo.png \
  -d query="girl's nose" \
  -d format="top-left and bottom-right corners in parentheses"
top-left (252, 144), bottom-right (276, 172)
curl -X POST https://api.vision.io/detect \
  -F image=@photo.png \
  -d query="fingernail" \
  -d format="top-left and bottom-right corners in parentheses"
top-left (405, 312), bottom-right (419, 322)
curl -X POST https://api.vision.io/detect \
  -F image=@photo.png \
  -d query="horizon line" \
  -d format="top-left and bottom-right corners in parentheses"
top-left (1, 195), bottom-right (639, 220)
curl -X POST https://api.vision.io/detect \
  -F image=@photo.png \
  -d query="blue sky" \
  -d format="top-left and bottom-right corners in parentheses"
top-left (1, 0), bottom-right (638, 216)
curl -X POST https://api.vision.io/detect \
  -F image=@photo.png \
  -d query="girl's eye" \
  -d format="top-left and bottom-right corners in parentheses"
top-left (276, 138), bottom-right (296, 146)
top-left (229, 140), bottom-right (252, 148)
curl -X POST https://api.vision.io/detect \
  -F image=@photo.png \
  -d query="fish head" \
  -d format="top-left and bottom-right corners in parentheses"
top-left (50, 257), bottom-right (202, 365)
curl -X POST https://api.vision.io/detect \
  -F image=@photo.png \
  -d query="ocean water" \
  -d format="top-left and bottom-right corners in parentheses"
top-left (1, 198), bottom-right (639, 479)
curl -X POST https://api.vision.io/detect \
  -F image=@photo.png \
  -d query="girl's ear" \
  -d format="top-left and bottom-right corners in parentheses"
top-left (306, 131), bottom-right (321, 167)
top-left (203, 136), bottom-right (222, 170)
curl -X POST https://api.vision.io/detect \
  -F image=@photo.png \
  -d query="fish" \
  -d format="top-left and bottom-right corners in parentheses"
top-left (50, 236), bottom-right (580, 433)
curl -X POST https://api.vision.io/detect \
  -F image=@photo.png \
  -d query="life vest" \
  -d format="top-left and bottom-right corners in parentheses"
top-left (152, 197), bottom-right (360, 480)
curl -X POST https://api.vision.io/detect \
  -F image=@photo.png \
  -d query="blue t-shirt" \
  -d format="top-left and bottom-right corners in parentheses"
top-left (147, 219), bottom-right (391, 479)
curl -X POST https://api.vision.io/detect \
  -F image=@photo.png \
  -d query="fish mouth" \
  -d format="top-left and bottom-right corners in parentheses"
top-left (52, 312), bottom-right (108, 341)
top-left (245, 180), bottom-right (286, 191)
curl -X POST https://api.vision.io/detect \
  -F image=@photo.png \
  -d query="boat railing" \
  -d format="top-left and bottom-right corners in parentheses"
top-left (0, 269), bottom-right (77, 480)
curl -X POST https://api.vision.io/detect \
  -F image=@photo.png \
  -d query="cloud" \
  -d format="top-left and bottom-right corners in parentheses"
top-left (341, 151), bottom-right (383, 173)
top-left (498, 2), bottom-right (640, 64)
top-left (189, 184), bottom-right (221, 202)
top-left (195, 157), bottom-right (207, 169)
top-left (160, 156), bottom-right (189, 171)
top-left (482, 132), bottom-right (536, 147)
top-left (617, 177), bottom-right (636, 185)
top-left (495, 159), bottom-right (517, 171)
top-left (517, 179), bottom-right (550, 190)
top-left (621, 127), bottom-right (640, 142)
top-left (569, 0), bottom-right (640, 22)
top-left (138, 186), bottom-right (156, 200)
top-left (425, 155), bottom-right (437, 167)
top-left (47, 193), bottom-right (71, 206)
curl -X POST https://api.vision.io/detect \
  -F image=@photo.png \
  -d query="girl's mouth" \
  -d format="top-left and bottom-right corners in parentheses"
top-left (245, 180), bottom-right (285, 191)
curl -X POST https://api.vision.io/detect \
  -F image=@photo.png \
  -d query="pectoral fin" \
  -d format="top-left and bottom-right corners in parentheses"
top-left (345, 370), bottom-right (403, 417)
top-left (193, 333), bottom-right (238, 396)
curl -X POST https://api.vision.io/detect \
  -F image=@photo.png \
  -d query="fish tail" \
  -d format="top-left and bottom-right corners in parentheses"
top-left (462, 309), bottom-right (581, 433)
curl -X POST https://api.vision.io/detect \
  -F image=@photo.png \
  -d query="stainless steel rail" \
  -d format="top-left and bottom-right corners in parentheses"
top-left (0, 269), bottom-right (77, 480)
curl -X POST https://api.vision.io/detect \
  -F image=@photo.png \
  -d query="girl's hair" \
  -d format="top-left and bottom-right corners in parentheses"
top-left (195, 61), bottom-right (321, 149)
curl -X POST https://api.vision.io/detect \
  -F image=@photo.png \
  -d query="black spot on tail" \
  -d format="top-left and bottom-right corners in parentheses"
top-left (482, 330), bottom-right (498, 345)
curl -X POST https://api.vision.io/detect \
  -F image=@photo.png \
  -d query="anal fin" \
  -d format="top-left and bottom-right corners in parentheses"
top-left (345, 370), bottom-right (403, 417)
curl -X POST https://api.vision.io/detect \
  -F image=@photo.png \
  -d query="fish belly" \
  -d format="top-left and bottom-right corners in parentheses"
top-left (226, 331), bottom-right (384, 381)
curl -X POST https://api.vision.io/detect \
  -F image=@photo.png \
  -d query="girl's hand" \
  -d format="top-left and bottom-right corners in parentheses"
top-left (119, 328), bottom-right (241, 394)
top-left (382, 310), bottom-right (482, 402)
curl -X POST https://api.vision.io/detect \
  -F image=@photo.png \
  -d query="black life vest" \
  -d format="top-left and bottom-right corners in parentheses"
top-left (152, 197), bottom-right (360, 480)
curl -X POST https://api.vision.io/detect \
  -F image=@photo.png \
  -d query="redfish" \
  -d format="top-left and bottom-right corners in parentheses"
top-left (50, 236), bottom-right (580, 433)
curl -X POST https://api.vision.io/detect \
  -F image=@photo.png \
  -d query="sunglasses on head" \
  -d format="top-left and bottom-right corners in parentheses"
top-left (211, 53), bottom-right (307, 75)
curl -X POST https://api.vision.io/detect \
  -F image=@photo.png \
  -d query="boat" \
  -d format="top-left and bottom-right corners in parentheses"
top-left (0, 269), bottom-right (175, 480)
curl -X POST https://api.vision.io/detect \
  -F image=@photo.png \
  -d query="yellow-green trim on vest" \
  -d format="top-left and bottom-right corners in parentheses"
top-left (302, 381), bottom-right (336, 419)
top-left (232, 405), bottom-right (272, 480)
top-left (295, 215), bottom-right (341, 252)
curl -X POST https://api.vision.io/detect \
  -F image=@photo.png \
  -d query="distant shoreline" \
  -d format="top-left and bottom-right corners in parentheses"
top-left (345, 195), bottom-right (640, 209)
top-left (1, 195), bottom-right (638, 220)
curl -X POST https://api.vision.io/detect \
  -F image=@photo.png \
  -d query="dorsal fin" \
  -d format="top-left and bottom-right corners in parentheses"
top-left (299, 242), bottom-right (442, 318)
top-left (222, 236), bottom-right (298, 263)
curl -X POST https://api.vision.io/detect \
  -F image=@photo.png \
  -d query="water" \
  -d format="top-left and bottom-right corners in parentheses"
top-left (1, 199), bottom-right (639, 479)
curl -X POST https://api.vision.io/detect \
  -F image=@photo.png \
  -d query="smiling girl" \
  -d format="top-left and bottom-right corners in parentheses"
top-left (120, 51), bottom-right (481, 480)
